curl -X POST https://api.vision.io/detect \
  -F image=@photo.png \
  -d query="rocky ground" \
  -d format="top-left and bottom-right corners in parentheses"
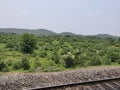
top-left (0, 66), bottom-right (120, 90)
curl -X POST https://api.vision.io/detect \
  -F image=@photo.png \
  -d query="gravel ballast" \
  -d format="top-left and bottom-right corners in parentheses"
top-left (0, 66), bottom-right (120, 90)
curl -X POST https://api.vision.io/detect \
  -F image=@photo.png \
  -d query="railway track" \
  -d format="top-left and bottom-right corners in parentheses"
top-left (28, 77), bottom-right (120, 90)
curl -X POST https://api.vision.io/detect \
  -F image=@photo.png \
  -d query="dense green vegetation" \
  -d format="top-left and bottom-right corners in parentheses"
top-left (0, 32), bottom-right (120, 72)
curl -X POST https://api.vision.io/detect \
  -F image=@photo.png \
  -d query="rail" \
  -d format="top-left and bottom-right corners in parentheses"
top-left (28, 77), bottom-right (120, 90)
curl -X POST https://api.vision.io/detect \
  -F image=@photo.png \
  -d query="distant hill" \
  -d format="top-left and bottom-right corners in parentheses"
top-left (0, 28), bottom-right (56, 36)
top-left (59, 32), bottom-right (77, 36)
top-left (94, 34), bottom-right (119, 38)
top-left (0, 28), bottom-right (119, 38)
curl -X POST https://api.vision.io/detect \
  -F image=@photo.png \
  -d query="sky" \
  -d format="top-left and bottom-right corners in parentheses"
top-left (0, 0), bottom-right (120, 36)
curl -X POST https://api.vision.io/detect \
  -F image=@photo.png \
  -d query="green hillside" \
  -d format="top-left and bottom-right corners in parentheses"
top-left (94, 34), bottom-right (119, 38)
top-left (86, 34), bottom-right (119, 39)
top-left (0, 28), bottom-right (119, 38)
top-left (0, 28), bottom-right (56, 36)
top-left (59, 32), bottom-right (77, 37)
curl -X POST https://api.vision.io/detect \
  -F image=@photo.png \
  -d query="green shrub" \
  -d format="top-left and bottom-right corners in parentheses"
top-left (63, 52), bottom-right (75, 68)
top-left (6, 59), bottom-right (13, 66)
top-left (75, 55), bottom-right (86, 66)
top-left (117, 59), bottom-right (120, 64)
top-left (21, 55), bottom-right (30, 70)
top-left (13, 61), bottom-right (22, 70)
top-left (32, 51), bottom-right (38, 57)
top-left (6, 41), bottom-right (14, 48)
top-left (108, 52), bottom-right (120, 62)
top-left (28, 68), bottom-right (35, 72)
top-left (51, 52), bottom-right (60, 64)
top-left (88, 56), bottom-right (102, 66)
top-left (39, 51), bottom-right (47, 58)
top-left (0, 60), bottom-right (9, 72)
top-left (34, 58), bottom-right (41, 68)
top-left (102, 56), bottom-right (112, 65)
top-left (6, 40), bottom-right (19, 51)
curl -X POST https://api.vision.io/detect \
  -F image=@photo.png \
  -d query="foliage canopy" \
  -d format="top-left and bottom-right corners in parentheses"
top-left (20, 33), bottom-right (37, 54)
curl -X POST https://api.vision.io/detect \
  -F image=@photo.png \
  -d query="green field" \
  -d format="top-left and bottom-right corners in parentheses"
top-left (0, 32), bottom-right (120, 72)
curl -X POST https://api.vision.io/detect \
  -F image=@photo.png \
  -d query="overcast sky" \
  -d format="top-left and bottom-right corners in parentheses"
top-left (0, 0), bottom-right (120, 36)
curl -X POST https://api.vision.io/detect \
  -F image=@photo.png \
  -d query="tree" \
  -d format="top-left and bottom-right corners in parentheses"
top-left (63, 52), bottom-right (75, 68)
top-left (20, 33), bottom-right (37, 54)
